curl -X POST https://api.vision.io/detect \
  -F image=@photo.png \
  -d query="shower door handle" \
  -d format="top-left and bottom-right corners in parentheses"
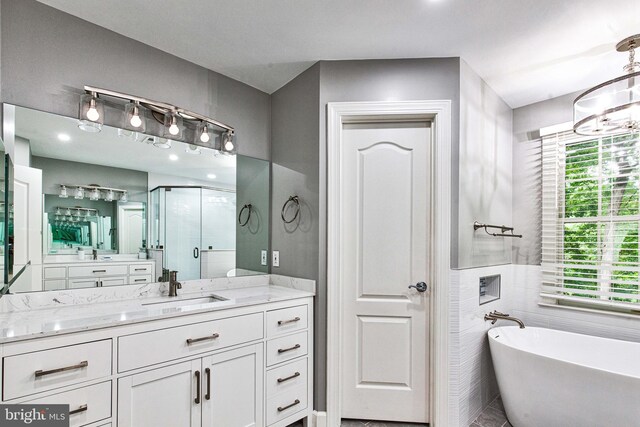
top-left (193, 247), bottom-right (199, 259)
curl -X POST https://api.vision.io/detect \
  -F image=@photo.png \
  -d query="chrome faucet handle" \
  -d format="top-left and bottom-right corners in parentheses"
top-left (491, 310), bottom-right (509, 317)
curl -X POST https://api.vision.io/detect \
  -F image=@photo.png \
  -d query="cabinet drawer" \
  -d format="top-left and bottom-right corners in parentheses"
top-left (3, 340), bottom-right (112, 400)
top-left (129, 275), bottom-right (153, 285)
top-left (129, 264), bottom-right (153, 275)
top-left (68, 265), bottom-right (128, 278)
top-left (25, 381), bottom-right (111, 427)
top-left (68, 278), bottom-right (99, 289)
top-left (100, 277), bottom-right (127, 287)
top-left (266, 358), bottom-right (308, 399)
top-left (266, 305), bottom-right (308, 338)
top-left (118, 312), bottom-right (263, 372)
top-left (266, 385), bottom-right (308, 426)
top-left (44, 267), bottom-right (66, 279)
top-left (44, 279), bottom-right (67, 290)
top-left (266, 331), bottom-right (308, 367)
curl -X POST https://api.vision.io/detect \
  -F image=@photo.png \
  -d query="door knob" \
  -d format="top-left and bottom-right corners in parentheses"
top-left (408, 282), bottom-right (428, 292)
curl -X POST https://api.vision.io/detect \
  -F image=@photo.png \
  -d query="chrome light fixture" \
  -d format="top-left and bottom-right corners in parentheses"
top-left (120, 191), bottom-right (128, 203)
top-left (78, 92), bottom-right (104, 133)
top-left (124, 101), bottom-right (146, 132)
top-left (220, 131), bottom-right (235, 154)
top-left (59, 185), bottom-right (69, 198)
top-left (574, 34), bottom-right (640, 135)
top-left (196, 122), bottom-right (210, 143)
top-left (105, 189), bottom-right (115, 202)
top-left (164, 112), bottom-right (182, 138)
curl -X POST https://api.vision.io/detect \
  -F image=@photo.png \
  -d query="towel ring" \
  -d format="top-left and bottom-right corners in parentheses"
top-left (281, 196), bottom-right (300, 224)
top-left (238, 204), bottom-right (252, 227)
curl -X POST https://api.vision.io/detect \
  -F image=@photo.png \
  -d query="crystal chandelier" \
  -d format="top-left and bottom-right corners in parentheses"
top-left (573, 34), bottom-right (640, 135)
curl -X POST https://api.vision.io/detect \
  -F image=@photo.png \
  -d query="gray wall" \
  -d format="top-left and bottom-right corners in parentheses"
top-left (458, 60), bottom-right (513, 268)
top-left (512, 90), bottom-right (581, 265)
top-left (270, 63), bottom-right (321, 405)
top-left (236, 155), bottom-right (270, 273)
top-left (0, 0), bottom-right (271, 160)
top-left (31, 156), bottom-right (148, 203)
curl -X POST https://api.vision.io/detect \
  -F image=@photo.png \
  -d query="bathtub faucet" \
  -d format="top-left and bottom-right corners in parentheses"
top-left (484, 310), bottom-right (525, 329)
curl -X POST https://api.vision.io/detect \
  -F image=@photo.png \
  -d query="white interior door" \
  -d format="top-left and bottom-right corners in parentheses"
top-left (340, 121), bottom-right (431, 423)
top-left (118, 204), bottom-right (144, 254)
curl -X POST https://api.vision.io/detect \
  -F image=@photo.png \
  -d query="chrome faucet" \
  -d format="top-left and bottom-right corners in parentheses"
top-left (168, 271), bottom-right (182, 297)
top-left (484, 310), bottom-right (525, 329)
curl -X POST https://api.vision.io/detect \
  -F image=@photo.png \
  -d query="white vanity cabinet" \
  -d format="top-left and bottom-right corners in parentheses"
top-left (0, 293), bottom-right (313, 427)
top-left (43, 261), bottom-right (155, 290)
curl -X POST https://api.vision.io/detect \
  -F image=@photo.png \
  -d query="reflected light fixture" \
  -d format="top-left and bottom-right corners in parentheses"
top-left (185, 144), bottom-right (202, 155)
top-left (574, 34), bottom-right (640, 135)
top-left (120, 191), bottom-right (128, 203)
top-left (59, 185), bottom-right (69, 198)
top-left (74, 187), bottom-right (84, 200)
top-left (105, 190), bottom-right (115, 202)
top-left (89, 187), bottom-right (100, 201)
top-left (153, 137), bottom-right (171, 149)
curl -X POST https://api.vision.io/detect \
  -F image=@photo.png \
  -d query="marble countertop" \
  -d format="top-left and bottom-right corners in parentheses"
top-left (43, 258), bottom-right (152, 265)
top-left (0, 284), bottom-right (314, 344)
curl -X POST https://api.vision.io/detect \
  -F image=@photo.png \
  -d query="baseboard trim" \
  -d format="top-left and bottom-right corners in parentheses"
top-left (313, 410), bottom-right (327, 427)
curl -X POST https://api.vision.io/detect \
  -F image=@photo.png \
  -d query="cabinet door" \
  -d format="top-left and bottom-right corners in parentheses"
top-left (100, 277), bottom-right (127, 287)
top-left (68, 278), bottom-right (99, 289)
top-left (202, 344), bottom-right (263, 427)
top-left (118, 359), bottom-right (201, 427)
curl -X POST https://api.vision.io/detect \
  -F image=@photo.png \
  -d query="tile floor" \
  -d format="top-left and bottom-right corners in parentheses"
top-left (341, 420), bottom-right (427, 426)
top-left (470, 396), bottom-right (512, 427)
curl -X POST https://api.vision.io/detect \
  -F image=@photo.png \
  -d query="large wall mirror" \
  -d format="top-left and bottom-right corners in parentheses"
top-left (3, 104), bottom-right (270, 293)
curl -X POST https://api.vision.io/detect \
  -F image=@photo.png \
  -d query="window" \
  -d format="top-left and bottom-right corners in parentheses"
top-left (541, 130), bottom-right (640, 312)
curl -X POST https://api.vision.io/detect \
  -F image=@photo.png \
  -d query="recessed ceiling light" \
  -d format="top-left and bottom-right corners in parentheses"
top-left (57, 133), bottom-right (71, 142)
top-left (207, 174), bottom-right (217, 179)
top-left (169, 154), bottom-right (179, 161)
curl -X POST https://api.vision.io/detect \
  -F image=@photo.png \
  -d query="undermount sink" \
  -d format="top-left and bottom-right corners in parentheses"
top-left (142, 295), bottom-right (228, 309)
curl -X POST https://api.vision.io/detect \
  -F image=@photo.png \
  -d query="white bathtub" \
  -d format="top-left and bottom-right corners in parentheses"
top-left (488, 326), bottom-right (640, 427)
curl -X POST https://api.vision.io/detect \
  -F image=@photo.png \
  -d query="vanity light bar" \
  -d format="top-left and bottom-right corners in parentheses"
top-left (83, 86), bottom-right (235, 134)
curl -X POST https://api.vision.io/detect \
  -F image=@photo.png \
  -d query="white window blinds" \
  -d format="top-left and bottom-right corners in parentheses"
top-left (541, 130), bottom-right (640, 311)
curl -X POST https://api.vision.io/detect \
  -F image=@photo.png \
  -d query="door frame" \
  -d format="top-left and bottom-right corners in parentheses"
top-left (326, 100), bottom-right (451, 427)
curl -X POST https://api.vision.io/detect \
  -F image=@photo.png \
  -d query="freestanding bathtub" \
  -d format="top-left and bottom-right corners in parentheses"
top-left (488, 326), bottom-right (640, 427)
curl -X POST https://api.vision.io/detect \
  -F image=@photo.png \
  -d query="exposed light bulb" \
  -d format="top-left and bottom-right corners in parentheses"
top-left (130, 113), bottom-right (142, 128)
top-left (200, 127), bottom-right (210, 143)
top-left (225, 139), bottom-right (234, 151)
top-left (86, 107), bottom-right (99, 122)
top-left (169, 124), bottom-right (179, 135)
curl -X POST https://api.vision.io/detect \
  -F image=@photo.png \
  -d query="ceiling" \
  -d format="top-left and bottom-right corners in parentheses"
top-left (15, 107), bottom-right (237, 188)
top-left (37, 0), bottom-right (639, 108)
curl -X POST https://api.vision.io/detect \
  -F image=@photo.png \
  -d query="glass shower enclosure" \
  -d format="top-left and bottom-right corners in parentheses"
top-left (150, 186), bottom-right (236, 280)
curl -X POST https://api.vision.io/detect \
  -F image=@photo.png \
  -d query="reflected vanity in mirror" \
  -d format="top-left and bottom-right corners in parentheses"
top-left (3, 104), bottom-right (270, 293)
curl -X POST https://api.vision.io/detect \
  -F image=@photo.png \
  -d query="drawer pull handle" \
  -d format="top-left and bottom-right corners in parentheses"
top-left (135, 268), bottom-right (147, 271)
top-left (35, 361), bottom-right (88, 378)
top-left (134, 279), bottom-right (147, 282)
top-left (186, 333), bottom-right (220, 345)
top-left (278, 317), bottom-right (301, 326)
top-left (277, 371), bottom-right (301, 383)
top-left (69, 404), bottom-right (88, 415)
top-left (278, 344), bottom-right (301, 354)
top-left (277, 399), bottom-right (300, 412)
top-left (205, 368), bottom-right (211, 400)
top-left (195, 370), bottom-right (201, 404)
top-left (92, 270), bottom-right (107, 273)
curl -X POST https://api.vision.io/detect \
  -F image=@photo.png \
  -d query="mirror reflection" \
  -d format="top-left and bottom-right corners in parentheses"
top-left (5, 105), bottom-right (269, 293)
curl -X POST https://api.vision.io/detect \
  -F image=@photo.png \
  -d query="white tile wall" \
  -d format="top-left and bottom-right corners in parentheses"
top-left (450, 264), bottom-right (514, 426)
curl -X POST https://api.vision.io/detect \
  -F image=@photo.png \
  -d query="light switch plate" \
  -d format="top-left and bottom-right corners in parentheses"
top-left (261, 250), bottom-right (268, 266)
top-left (272, 250), bottom-right (280, 267)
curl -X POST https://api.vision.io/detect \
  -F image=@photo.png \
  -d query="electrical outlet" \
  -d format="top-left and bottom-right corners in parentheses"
top-left (261, 250), bottom-right (268, 266)
top-left (272, 250), bottom-right (280, 267)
